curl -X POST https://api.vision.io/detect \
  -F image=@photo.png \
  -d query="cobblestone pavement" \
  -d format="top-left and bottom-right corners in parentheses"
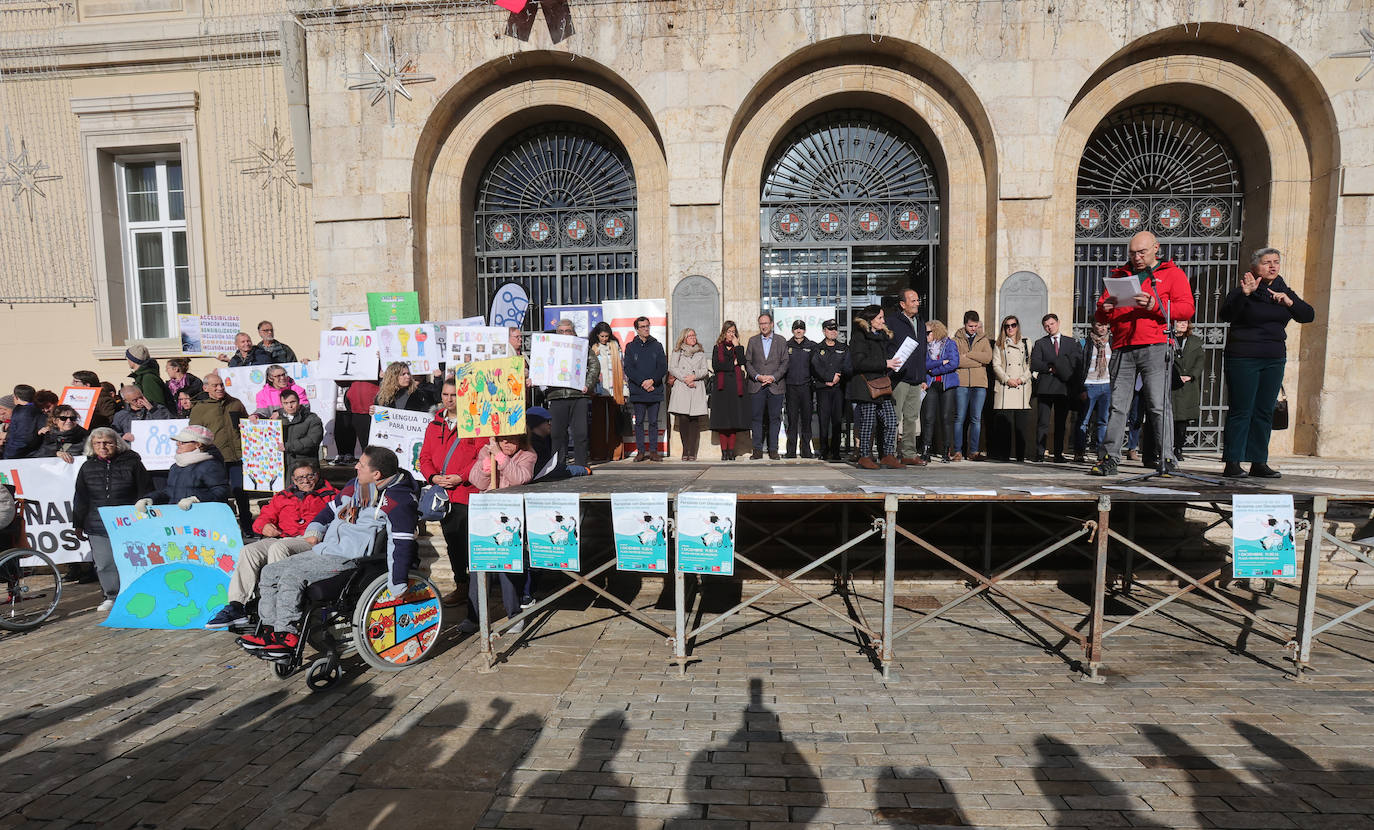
top-left (3, 574), bottom-right (1374, 830)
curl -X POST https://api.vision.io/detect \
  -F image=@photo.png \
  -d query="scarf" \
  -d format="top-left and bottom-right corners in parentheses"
top-left (713, 343), bottom-right (745, 396)
top-left (174, 448), bottom-right (213, 467)
top-left (1089, 327), bottom-right (1109, 376)
top-left (340, 473), bottom-right (397, 524)
top-left (927, 338), bottom-right (943, 360)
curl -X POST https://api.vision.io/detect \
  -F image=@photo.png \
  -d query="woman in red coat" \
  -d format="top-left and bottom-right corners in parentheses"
top-left (418, 378), bottom-right (482, 607)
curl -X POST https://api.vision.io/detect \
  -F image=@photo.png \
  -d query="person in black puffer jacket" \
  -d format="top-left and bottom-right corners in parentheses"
top-left (847, 305), bottom-right (904, 470)
top-left (71, 427), bottom-right (153, 609)
top-left (37, 404), bottom-right (89, 461)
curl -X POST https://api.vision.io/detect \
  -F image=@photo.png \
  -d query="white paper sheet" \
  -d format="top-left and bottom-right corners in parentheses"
top-left (1103, 275), bottom-right (1142, 302)
top-left (926, 487), bottom-right (999, 496)
top-left (1004, 486), bottom-right (1091, 496)
top-left (891, 337), bottom-right (918, 371)
top-left (860, 485), bottom-right (928, 495)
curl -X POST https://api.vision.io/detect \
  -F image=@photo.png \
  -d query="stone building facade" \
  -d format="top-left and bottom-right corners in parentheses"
top-left (0, 0), bottom-right (1369, 457)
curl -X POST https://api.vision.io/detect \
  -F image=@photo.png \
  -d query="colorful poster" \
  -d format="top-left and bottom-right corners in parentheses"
top-left (602, 298), bottom-right (666, 349)
top-left (529, 333), bottom-right (588, 390)
top-left (468, 492), bottom-right (525, 572)
top-left (525, 492), bottom-right (580, 570)
top-left (676, 492), bottom-right (736, 576)
top-left (611, 493), bottom-right (669, 572)
top-left (178, 314), bottom-right (240, 355)
top-left (331, 312), bottom-right (371, 331)
top-left (366, 291), bottom-right (421, 328)
top-left (361, 578), bottom-right (443, 666)
top-left (241, 420), bottom-right (284, 492)
top-left (772, 306), bottom-right (835, 342)
top-left (447, 325), bottom-right (511, 367)
top-left (378, 324), bottom-right (439, 375)
top-left (488, 282), bottom-right (530, 328)
top-left (1232, 494), bottom-right (1298, 579)
top-left (98, 502), bottom-right (241, 629)
top-left (368, 406), bottom-right (430, 478)
top-left (452, 358), bottom-right (526, 439)
top-left (129, 419), bottom-right (189, 471)
top-left (59, 386), bottom-right (101, 429)
top-left (0, 458), bottom-right (89, 564)
top-left (542, 304), bottom-right (603, 337)
top-left (318, 330), bottom-right (380, 380)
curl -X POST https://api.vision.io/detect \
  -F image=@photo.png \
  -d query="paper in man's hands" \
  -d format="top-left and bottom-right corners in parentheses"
top-left (1103, 275), bottom-right (1142, 302)
top-left (891, 337), bottom-right (918, 371)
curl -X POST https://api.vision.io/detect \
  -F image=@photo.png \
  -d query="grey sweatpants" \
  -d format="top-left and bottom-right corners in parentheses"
top-left (257, 552), bottom-right (358, 631)
top-left (228, 537), bottom-right (315, 605)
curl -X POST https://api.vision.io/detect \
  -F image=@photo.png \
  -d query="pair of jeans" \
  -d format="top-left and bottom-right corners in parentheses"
top-left (784, 384), bottom-right (814, 455)
top-left (891, 382), bottom-right (923, 457)
top-left (549, 396), bottom-right (590, 466)
top-left (1076, 383), bottom-right (1111, 455)
top-left (952, 385), bottom-right (987, 455)
top-left (1103, 344), bottom-right (1170, 463)
top-left (750, 391), bottom-right (783, 453)
top-left (633, 401), bottom-right (661, 454)
top-left (1223, 356), bottom-right (1285, 464)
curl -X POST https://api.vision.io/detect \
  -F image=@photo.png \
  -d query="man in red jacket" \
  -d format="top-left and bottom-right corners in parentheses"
top-left (205, 459), bottom-right (338, 628)
top-left (1089, 231), bottom-right (1195, 476)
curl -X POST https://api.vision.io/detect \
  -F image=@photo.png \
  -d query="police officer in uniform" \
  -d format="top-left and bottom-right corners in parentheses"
top-left (810, 319), bottom-right (849, 462)
top-left (782, 320), bottom-right (817, 458)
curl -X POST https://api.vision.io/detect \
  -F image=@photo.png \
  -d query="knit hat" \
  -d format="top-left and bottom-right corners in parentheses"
top-left (125, 343), bottom-right (151, 365)
top-left (172, 424), bottom-right (215, 445)
top-left (0, 395), bottom-right (13, 410)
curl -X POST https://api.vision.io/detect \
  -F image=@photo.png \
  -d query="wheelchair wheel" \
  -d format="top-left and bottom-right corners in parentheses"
top-left (0, 548), bottom-right (63, 632)
top-left (306, 655), bottom-right (341, 691)
top-left (351, 572), bottom-right (443, 672)
top-left (273, 661), bottom-right (295, 679)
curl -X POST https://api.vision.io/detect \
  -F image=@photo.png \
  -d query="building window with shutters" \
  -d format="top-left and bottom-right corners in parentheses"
top-left (115, 156), bottom-right (191, 340)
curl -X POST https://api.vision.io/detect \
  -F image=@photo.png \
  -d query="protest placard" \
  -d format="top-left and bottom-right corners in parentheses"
top-left (129, 419), bottom-right (189, 471)
top-left (366, 291), bottom-right (421, 328)
top-left (0, 457), bottom-right (89, 563)
top-left (178, 314), bottom-right (240, 355)
top-left (452, 357), bottom-right (526, 439)
top-left (378, 324), bottom-right (439, 375)
top-left (525, 493), bottom-right (580, 570)
top-left (611, 493), bottom-right (669, 572)
top-left (676, 492), bottom-right (736, 575)
top-left (221, 361), bottom-right (310, 411)
top-left (98, 502), bottom-right (241, 629)
top-left (59, 386), bottom-right (101, 429)
top-left (446, 325), bottom-right (511, 367)
top-left (488, 282), bottom-right (529, 327)
top-left (318, 330), bottom-right (379, 380)
top-left (542, 304), bottom-right (603, 337)
top-left (330, 312), bottom-right (371, 331)
top-left (241, 420), bottom-right (284, 492)
top-left (601, 298), bottom-right (666, 348)
top-left (529, 333), bottom-right (589, 389)
top-left (1232, 494), bottom-right (1298, 579)
top-left (368, 406), bottom-right (430, 477)
top-left (468, 492), bottom-right (525, 572)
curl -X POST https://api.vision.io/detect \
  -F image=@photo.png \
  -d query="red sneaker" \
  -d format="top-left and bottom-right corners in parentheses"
top-left (237, 632), bottom-right (272, 651)
top-left (262, 632), bottom-right (299, 657)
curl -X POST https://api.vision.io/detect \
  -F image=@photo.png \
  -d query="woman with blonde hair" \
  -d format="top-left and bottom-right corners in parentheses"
top-left (708, 321), bottom-right (750, 460)
top-left (990, 315), bottom-right (1032, 462)
top-left (668, 327), bottom-right (712, 461)
top-left (588, 322), bottom-right (625, 463)
top-left (374, 361), bottom-right (438, 413)
top-left (920, 319), bottom-right (960, 463)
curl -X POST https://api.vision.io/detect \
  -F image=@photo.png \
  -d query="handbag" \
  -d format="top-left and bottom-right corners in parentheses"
top-left (864, 374), bottom-right (893, 399)
top-left (418, 437), bottom-right (463, 522)
top-left (1272, 386), bottom-right (1289, 431)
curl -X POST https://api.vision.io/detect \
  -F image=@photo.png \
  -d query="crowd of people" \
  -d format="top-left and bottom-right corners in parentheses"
top-left (0, 238), bottom-right (1311, 636)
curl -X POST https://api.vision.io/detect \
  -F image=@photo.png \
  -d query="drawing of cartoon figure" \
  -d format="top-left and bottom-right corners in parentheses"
top-left (492, 513), bottom-right (522, 547)
top-left (1260, 516), bottom-right (1293, 551)
top-left (636, 514), bottom-right (665, 546)
top-left (549, 512), bottom-right (578, 546)
top-left (700, 512), bottom-right (732, 548)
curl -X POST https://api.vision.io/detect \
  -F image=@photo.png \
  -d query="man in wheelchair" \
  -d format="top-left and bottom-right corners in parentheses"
top-left (237, 446), bottom-right (419, 658)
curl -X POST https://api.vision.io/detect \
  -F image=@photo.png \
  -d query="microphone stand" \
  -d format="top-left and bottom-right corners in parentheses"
top-left (1121, 288), bottom-right (1220, 486)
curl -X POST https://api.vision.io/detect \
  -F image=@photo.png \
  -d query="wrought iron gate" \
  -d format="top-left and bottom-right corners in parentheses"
top-left (1073, 104), bottom-right (1244, 451)
top-left (476, 124), bottom-right (638, 331)
top-left (760, 110), bottom-right (940, 334)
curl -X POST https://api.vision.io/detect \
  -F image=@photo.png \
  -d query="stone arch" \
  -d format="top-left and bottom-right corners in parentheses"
top-left (1052, 41), bottom-right (1336, 454)
top-left (722, 44), bottom-right (996, 327)
top-left (414, 56), bottom-right (668, 321)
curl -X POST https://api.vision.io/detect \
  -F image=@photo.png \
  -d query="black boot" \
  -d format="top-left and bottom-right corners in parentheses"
top-left (1223, 462), bottom-right (1248, 478)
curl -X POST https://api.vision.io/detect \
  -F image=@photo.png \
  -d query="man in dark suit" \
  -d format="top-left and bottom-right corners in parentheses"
top-left (745, 312), bottom-right (788, 460)
top-left (1030, 313), bottom-right (1083, 463)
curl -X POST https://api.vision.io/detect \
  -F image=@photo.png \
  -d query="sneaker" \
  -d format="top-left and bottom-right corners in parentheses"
top-left (205, 602), bottom-right (249, 630)
top-left (261, 632), bottom-right (299, 658)
top-left (97, 598), bottom-right (114, 613)
top-left (237, 632), bottom-right (273, 651)
top-left (520, 594), bottom-right (535, 609)
top-left (506, 620), bottom-right (526, 635)
top-left (454, 619), bottom-right (479, 635)
top-left (1089, 457), bottom-right (1119, 477)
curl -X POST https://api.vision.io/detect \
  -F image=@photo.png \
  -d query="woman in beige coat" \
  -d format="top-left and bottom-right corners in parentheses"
top-left (668, 328), bottom-right (712, 460)
top-left (990, 315), bottom-right (1032, 462)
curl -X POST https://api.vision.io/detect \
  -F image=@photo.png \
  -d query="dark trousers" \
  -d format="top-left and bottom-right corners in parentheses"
top-left (333, 409), bottom-right (358, 458)
top-left (225, 461), bottom-right (253, 534)
top-left (784, 384), bottom-right (814, 455)
top-left (675, 414), bottom-right (705, 458)
top-left (751, 390), bottom-right (784, 452)
top-left (1035, 393), bottom-right (1071, 458)
top-left (1223, 356), bottom-right (1285, 464)
top-left (993, 409), bottom-right (1030, 461)
top-left (440, 502), bottom-right (469, 588)
top-left (633, 401), bottom-right (661, 454)
top-left (920, 381), bottom-right (955, 457)
top-left (350, 413), bottom-right (372, 451)
top-left (550, 396), bottom-right (590, 467)
top-left (590, 396), bottom-right (621, 462)
top-left (468, 570), bottom-right (521, 623)
top-left (815, 386), bottom-right (845, 459)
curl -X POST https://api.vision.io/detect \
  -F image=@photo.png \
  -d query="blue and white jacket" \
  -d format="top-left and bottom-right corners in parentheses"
top-left (306, 471), bottom-right (420, 592)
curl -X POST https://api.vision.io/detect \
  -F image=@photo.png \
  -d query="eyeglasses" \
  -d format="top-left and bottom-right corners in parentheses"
top-left (636, 324), bottom-right (649, 330)
top-left (292, 474), bottom-right (318, 483)
top-left (1004, 323), bottom-right (1018, 329)
top-left (269, 373), bottom-right (286, 380)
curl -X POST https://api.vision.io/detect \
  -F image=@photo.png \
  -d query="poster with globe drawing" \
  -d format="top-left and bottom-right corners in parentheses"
top-left (378, 324), bottom-right (439, 375)
top-left (98, 502), bottom-right (242, 629)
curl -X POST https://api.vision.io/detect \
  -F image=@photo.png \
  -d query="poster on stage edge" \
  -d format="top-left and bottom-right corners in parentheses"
top-left (675, 492), bottom-right (735, 575)
top-left (611, 492), bottom-right (669, 572)
top-left (526, 492), bottom-right (580, 571)
top-left (468, 492), bottom-right (525, 572)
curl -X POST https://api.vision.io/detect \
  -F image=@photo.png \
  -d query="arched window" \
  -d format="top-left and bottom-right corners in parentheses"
top-left (476, 124), bottom-right (637, 328)
top-left (1074, 104), bottom-right (1244, 450)
top-left (760, 109), bottom-right (940, 332)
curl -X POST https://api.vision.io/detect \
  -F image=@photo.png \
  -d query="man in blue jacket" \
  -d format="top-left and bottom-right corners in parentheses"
top-left (622, 316), bottom-right (667, 461)
top-left (886, 289), bottom-right (928, 466)
top-left (3, 385), bottom-right (44, 459)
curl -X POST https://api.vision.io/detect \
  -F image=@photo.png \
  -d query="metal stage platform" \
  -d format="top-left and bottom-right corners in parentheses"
top-left (469, 459), bottom-right (1374, 683)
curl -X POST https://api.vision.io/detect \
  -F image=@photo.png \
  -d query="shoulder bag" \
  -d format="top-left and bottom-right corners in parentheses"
top-left (864, 374), bottom-right (893, 399)
top-left (1272, 386), bottom-right (1289, 431)
top-left (418, 436), bottom-right (462, 522)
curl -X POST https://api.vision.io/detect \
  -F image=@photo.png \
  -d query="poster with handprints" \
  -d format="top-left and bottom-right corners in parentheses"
top-left (318, 330), bottom-right (380, 380)
top-left (468, 492), bottom-right (525, 572)
top-left (377, 324), bottom-right (438, 375)
top-left (368, 406), bottom-right (430, 478)
top-left (529, 333), bottom-right (588, 390)
top-left (452, 358), bottom-right (526, 439)
top-left (446, 325), bottom-right (511, 367)
top-left (241, 420), bottom-right (284, 492)
top-left (129, 419), bottom-right (189, 471)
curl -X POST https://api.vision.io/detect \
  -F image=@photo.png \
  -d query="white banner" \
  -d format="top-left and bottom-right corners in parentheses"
top-left (330, 312), bottom-right (371, 331)
top-left (378, 324), bottom-right (439, 375)
top-left (772, 306), bottom-right (835, 342)
top-left (294, 375), bottom-right (339, 457)
top-left (318, 330), bottom-right (380, 380)
top-left (368, 406), bottom-right (432, 477)
top-left (129, 419), bottom-right (189, 471)
top-left (447, 325), bottom-right (512, 368)
top-left (0, 457), bottom-right (90, 563)
top-left (529, 333), bottom-right (588, 390)
top-left (602, 299), bottom-right (667, 350)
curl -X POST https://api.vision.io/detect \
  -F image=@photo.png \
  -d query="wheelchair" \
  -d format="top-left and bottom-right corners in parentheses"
top-left (239, 533), bottom-right (444, 692)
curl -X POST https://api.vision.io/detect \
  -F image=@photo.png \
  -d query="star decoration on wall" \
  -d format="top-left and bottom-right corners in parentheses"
top-left (1332, 28), bottom-right (1374, 82)
top-left (232, 125), bottom-right (297, 210)
top-left (344, 25), bottom-right (435, 126)
top-left (0, 131), bottom-right (63, 218)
